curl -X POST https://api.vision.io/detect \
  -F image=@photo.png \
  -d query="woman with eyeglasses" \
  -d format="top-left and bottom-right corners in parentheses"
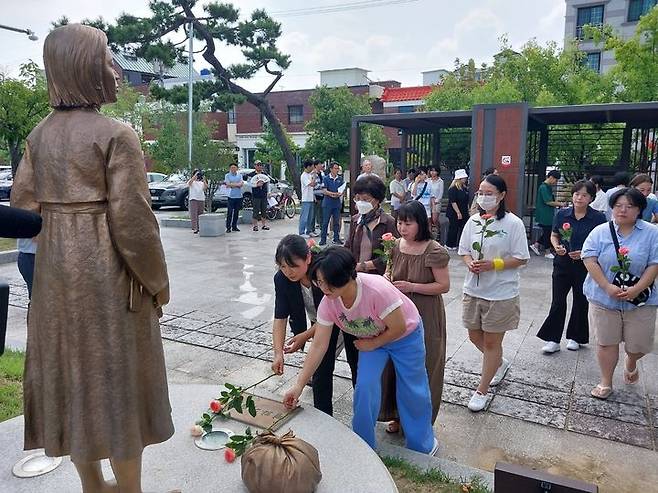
top-left (458, 175), bottom-right (530, 412)
top-left (271, 235), bottom-right (358, 415)
top-left (283, 246), bottom-right (438, 455)
top-left (345, 175), bottom-right (398, 275)
top-left (581, 188), bottom-right (658, 400)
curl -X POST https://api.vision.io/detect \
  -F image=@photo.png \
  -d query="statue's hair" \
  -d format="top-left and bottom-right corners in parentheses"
top-left (43, 24), bottom-right (116, 109)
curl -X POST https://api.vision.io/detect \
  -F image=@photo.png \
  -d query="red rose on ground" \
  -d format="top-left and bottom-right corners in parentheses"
top-left (562, 223), bottom-right (571, 230)
top-left (224, 448), bottom-right (236, 463)
top-left (481, 214), bottom-right (493, 220)
top-left (307, 238), bottom-right (316, 248)
top-left (618, 246), bottom-right (630, 256)
top-left (210, 400), bottom-right (222, 413)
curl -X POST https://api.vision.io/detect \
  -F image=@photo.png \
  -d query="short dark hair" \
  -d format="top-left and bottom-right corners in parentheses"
top-left (309, 247), bottom-right (357, 288)
top-left (312, 159), bottom-right (321, 165)
top-left (428, 166), bottom-right (439, 174)
top-left (483, 167), bottom-right (496, 177)
top-left (352, 175), bottom-right (386, 202)
top-left (396, 201), bottom-right (432, 241)
top-left (611, 171), bottom-right (630, 187)
top-left (590, 175), bottom-right (604, 188)
top-left (478, 174), bottom-right (509, 220)
top-left (417, 166), bottom-right (428, 174)
top-left (547, 170), bottom-right (561, 180)
top-left (393, 167), bottom-right (402, 177)
top-left (275, 234), bottom-right (309, 267)
top-left (303, 159), bottom-right (314, 169)
top-left (407, 168), bottom-right (415, 175)
top-left (609, 187), bottom-right (646, 219)
top-left (571, 179), bottom-right (596, 200)
top-left (229, 162), bottom-right (238, 168)
top-left (330, 162), bottom-right (340, 169)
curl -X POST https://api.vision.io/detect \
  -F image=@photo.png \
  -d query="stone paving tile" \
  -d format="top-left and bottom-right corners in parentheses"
top-left (234, 329), bottom-right (273, 346)
top-left (570, 395), bottom-right (650, 426)
top-left (229, 316), bottom-right (270, 330)
top-left (162, 307), bottom-right (195, 318)
top-left (159, 314), bottom-right (182, 324)
top-left (567, 411), bottom-right (654, 449)
top-left (443, 367), bottom-right (480, 390)
top-left (488, 395), bottom-right (567, 429)
top-left (650, 406), bottom-right (658, 429)
top-left (160, 326), bottom-right (193, 341)
top-left (184, 310), bottom-right (231, 324)
top-left (199, 322), bottom-right (248, 340)
top-left (216, 339), bottom-right (269, 358)
top-left (442, 383), bottom-right (493, 409)
top-left (176, 331), bottom-right (230, 349)
top-left (572, 380), bottom-right (648, 408)
top-left (505, 364), bottom-right (574, 393)
top-left (495, 380), bottom-right (570, 410)
top-left (333, 360), bottom-right (354, 380)
top-left (165, 317), bottom-right (213, 331)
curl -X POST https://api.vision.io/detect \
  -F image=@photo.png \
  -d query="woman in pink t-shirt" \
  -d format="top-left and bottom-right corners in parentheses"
top-left (283, 247), bottom-right (437, 454)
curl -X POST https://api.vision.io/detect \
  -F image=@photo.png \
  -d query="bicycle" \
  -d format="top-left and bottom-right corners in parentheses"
top-left (266, 188), bottom-right (297, 220)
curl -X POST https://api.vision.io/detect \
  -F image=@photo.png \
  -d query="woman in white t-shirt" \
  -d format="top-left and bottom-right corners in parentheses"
top-left (428, 166), bottom-right (444, 238)
top-left (187, 169), bottom-right (208, 234)
top-left (410, 167), bottom-right (435, 218)
top-left (458, 175), bottom-right (530, 412)
top-left (389, 168), bottom-right (406, 222)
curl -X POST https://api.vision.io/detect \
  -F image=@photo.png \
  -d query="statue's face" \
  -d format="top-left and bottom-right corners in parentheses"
top-left (102, 47), bottom-right (119, 104)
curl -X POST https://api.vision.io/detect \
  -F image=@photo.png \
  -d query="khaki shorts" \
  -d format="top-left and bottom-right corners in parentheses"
top-left (588, 302), bottom-right (657, 354)
top-left (462, 294), bottom-right (520, 333)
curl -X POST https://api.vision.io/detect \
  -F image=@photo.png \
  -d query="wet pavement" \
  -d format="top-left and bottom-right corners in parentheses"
top-left (2, 213), bottom-right (657, 491)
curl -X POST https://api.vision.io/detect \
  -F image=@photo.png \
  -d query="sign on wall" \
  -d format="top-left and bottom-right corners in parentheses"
top-left (501, 155), bottom-right (512, 168)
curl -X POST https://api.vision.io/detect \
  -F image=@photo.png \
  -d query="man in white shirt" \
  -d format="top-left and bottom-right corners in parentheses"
top-left (299, 160), bottom-right (317, 237)
top-left (356, 159), bottom-right (375, 181)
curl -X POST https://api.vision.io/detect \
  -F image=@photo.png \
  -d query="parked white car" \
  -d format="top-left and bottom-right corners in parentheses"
top-left (212, 168), bottom-right (290, 210)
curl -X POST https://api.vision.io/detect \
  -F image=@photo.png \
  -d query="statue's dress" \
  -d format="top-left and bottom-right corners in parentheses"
top-left (12, 108), bottom-right (174, 462)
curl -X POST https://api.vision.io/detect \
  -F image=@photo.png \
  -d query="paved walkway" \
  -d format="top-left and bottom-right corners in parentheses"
top-left (2, 215), bottom-right (658, 492)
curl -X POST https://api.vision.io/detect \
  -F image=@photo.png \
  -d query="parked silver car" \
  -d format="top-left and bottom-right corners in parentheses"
top-left (149, 173), bottom-right (189, 210)
top-left (0, 170), bottom-right (12, 201)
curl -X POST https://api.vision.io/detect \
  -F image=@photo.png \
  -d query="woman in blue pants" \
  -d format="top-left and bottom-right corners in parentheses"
top-left (283, 246), bottom-right (437, 454)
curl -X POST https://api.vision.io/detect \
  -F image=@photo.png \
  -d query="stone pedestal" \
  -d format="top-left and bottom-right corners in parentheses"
top-left (199, 213), bottom-right (225, 237)
top-left (0, 384), bottom-right (398, 492)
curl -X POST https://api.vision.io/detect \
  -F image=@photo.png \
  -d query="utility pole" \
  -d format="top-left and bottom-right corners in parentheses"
top-left (187, 22), bottom-right (194, 171)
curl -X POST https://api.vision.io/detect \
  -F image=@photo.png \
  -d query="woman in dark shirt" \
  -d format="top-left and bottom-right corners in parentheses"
top-left (445, 169), bottom-right (469, 250)
top-left (345, 175), bottom-right (398, 275)
top-left (272, 234), bottom-right (358, 415)
top-left (537, 180), bottom-right (606, 353)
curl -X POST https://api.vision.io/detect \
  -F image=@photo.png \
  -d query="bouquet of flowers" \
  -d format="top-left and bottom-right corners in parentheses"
top-left (471, 213), bottom-right (506, 286)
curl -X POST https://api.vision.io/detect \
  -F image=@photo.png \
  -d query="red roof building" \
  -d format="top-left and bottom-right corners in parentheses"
top-left (381, 85), bottom-right (434, 103)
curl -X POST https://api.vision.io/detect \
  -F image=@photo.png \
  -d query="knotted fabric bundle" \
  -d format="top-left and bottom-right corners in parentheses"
top-left (241, 430), bottom-right (322, 493)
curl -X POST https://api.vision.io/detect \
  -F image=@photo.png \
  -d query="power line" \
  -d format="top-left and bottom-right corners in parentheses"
top-left (271, 0), bottom-right (420, 17)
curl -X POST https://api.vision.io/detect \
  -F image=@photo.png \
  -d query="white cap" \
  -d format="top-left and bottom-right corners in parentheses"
top-left (454, 169), bottom-right (468, 180)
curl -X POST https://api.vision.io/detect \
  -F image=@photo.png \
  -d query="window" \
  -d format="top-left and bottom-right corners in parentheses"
top-left (583, 52), bottom-right (601, 73)
top-left (398, 105), bottom-right (415, 113)
top-left (288, 105), bottom-right (304, 124)
top-left (628, 0), bottom-right (657, 22)
top-left (228, 107), bottom-right (236, 124)
top-left (576, 5), bottom-right (604, 39)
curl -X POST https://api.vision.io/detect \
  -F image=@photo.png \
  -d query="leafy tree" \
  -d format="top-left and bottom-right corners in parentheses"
top-left (101, 79), bottom-right (149, 143)
top-left (58, 2), bottom-right (301, 195)
top-left (255, 120), bottom-right (300, 181)
top-left (586, 6), bottom-right (658, 101)
top-left (0, 62), bottom-right (50, 174)
top-left (304, 86), bottom-right (386, 165)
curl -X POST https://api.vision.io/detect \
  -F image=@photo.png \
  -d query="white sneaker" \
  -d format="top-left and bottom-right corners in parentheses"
top-left (544, 253), bottom-right (555, 259)
top-left (541, 341), bottom-right (561, 354)
top-left (566, 339), bottom-right (580, 351)
top-left (428, 437), bottom-right (439, 456)
top-left (529, 243), bottom-right (541, 256)
top-left (468, 391), bottom-right (489, 412)
top-left (490, 357), bottom-right (511, 386)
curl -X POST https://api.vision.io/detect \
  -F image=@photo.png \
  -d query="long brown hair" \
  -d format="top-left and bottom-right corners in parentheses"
top-left (44, 24), bottom-right (117, 109)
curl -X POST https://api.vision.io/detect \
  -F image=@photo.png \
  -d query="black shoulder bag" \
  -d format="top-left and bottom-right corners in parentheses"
top-left (414, 182), bottom-right (428, 201)
top-left (608, 221), bottom-right (653, 306)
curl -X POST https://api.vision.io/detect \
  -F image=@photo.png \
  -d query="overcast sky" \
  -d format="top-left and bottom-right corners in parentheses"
top-left (1, 0), bottom-right (566, 91)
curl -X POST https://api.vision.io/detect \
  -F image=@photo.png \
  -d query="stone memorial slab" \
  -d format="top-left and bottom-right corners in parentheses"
top-left (160, 326), bottom-right (193, 341)
top-left (185, 310), bottom-right (231, 324)
top-left (495, 380), bottom-right (570, 410)
top-left (235, 329), bottom-right (273, 346)
top-left (199, 322), bottom-right (248, 340)
top-left (570, 395), bottom-right (649, 426)
top-left (177, 331), bottom-right (230, 349)
top-left (166, 317), bottom-right (214, 332)
top-left (217, 339), bottom-right (270, 358)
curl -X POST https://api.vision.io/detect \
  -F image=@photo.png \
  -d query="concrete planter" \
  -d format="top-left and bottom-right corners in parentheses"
top-left (239, 209), bottom-right (253, 224)
top-left (0, 250), bottom-right (19, 265)
top-left (199, 213), bottom-right (225, 237)
top-left (161, 217), bottom-right (192, 229)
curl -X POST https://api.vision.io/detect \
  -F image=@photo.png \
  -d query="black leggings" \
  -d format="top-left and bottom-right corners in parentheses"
top-left (446, 214), bottom-right (467, 248)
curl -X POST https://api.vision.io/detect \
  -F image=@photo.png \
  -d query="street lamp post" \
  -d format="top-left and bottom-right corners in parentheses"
top-left (0, 24), bottom-right (38, 41)
top-left (187, 22), bottom-right (194, 171)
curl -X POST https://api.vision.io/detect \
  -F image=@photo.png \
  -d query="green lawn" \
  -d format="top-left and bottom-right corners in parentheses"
top-left (0, 238), bottom-right (17, 252)
top-left (382, 457), bottom-right (491, 493)
top-left (0, 349), bottom-right (24, 422)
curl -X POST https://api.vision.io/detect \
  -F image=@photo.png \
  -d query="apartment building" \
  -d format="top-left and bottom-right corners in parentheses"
top-left (564, 0), bottom-right (657, 73)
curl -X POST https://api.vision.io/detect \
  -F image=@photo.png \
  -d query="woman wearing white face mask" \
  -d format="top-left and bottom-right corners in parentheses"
top-left (345, 175), bottom-right (398, 275)
top-left (458, 175), bottom-right (530, 412)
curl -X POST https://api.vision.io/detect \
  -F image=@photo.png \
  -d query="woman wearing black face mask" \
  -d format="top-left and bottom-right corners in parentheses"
top-left (345, 175), bottom-right (398, 275)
